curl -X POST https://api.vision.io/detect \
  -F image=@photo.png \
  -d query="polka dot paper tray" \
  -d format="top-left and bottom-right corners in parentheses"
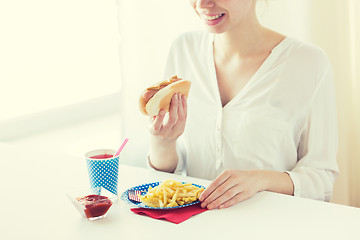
top-left (121, 182), bottom-right (205, 210)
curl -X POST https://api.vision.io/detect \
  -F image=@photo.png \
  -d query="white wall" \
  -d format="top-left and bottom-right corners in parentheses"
top-left (305, 0), bottom-right (360, 207)
top-left (0, 0), bottom-right (121, 121)
top-left (257, 0), bottom-right (311, 41)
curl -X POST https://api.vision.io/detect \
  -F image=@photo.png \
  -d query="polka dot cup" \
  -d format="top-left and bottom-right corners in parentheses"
top-left (85, 149), bottom-right (119, 195)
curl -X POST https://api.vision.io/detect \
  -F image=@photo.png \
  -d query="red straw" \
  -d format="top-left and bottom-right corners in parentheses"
top-left (114, 138), bottom-right (129, 157)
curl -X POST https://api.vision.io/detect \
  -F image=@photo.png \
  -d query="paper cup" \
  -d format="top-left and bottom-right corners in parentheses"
top-left (85, 149), bottom-right (119, 195)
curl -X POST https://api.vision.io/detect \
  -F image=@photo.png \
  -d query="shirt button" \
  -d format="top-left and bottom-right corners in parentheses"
top-left (216, 148), bottom-right (221, 152)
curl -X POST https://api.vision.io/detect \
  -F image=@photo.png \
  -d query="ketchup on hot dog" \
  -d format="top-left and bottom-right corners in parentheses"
top-left (139, 75), bottom-right (191, 116)
top-left (141, 76), bottom-right (182, 103)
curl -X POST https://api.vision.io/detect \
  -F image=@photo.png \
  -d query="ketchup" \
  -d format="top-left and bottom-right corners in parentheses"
top-left (142, 75), bottom-right (182, 103)
top-left (89, 154), bottom-right (113, 159)
top-left (77, 195), bottom-right (112, 219)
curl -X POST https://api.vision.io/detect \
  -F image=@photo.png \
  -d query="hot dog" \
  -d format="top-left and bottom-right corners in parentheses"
top-left (139, 75), bottom-right (191, 116)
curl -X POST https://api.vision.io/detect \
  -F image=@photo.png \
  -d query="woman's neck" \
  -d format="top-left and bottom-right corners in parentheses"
top-left (213, 20), bottom-right (279, 60)
top-left (214, 25), bottom-right (265, 57)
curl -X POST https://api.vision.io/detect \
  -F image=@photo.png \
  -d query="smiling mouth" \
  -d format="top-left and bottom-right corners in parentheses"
top-left (202, 13), bottom-right (225, 21)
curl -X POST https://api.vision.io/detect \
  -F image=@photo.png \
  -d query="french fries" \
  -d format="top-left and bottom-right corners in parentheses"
top-left (139, 179), bottom-right (204, 208)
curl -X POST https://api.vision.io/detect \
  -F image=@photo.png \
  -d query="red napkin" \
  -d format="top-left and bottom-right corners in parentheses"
top-left (131, 203), bottom-right (208, 224)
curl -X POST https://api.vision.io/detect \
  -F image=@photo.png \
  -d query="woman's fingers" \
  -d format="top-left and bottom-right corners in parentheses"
top-left (149, 93), bottom-right (187, 140)
top-left (218, 191), bottom-right (252, 209)
top-left (164, 93), bottom-right (179, 130)
top-left (201, 179), bottom-right (241, 209)
top-left (199, 170), bottom-right (231, 203)
top-left (199, 170), bottom-right (256, 210)
top-left (179, 94), bottom-right (187, 121)
top-left (207, 186), bottom-right (240, 209)
top-left (150, 109), bottom-right (166, 134)
top-left (171, 94), bottom-right (187, 135)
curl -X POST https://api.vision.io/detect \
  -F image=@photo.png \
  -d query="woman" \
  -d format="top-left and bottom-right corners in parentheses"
top-left (147, 0), bottom-right (339, 209)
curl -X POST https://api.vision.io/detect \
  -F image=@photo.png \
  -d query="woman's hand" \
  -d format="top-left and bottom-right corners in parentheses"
top-left (148, 93), bottom-right (188, 172)
top-left (199, 169), bottom-right (294, 209)
top-left (199, 169), bottom-right (262, 210)
top-left (149, 93), bottom-right (187, 144)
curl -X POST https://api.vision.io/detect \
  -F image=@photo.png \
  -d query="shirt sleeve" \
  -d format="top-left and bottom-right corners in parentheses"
top-left (286, 60), bottom-right (339, 201)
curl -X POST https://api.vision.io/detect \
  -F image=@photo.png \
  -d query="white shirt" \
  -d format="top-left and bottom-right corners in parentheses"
top-left (162, 31), bottom-right (339, 201)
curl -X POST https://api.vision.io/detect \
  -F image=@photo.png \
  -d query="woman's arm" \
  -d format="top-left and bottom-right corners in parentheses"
top-left (260, 170), bottom-right (294, 195)
top-left (148, 93), bottom-right (187, 173)
top-left (148, 134), bottom-right (178, 173)
top-left (199, 169), bottom-right (294, 210)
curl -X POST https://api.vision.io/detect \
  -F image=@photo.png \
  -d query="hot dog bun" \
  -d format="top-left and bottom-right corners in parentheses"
top-left (139, 76), bottom-right (191, 116)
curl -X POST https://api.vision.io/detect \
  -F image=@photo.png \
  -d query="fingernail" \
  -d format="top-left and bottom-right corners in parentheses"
top-left (201, 202), bottom-right (206, 208)
top-left (199, 196), bottom-right (203, 202)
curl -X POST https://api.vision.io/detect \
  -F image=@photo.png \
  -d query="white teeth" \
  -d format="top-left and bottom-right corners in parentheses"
top-left (203, 13), bottom-right (224, 21)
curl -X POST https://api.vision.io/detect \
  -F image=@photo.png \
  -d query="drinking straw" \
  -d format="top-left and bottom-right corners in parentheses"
top-left (114, 138), bottom-right (129, 157)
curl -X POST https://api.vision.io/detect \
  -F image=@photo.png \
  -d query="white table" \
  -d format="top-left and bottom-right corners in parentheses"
top-left (1, 142), bottom-right (359, 240)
